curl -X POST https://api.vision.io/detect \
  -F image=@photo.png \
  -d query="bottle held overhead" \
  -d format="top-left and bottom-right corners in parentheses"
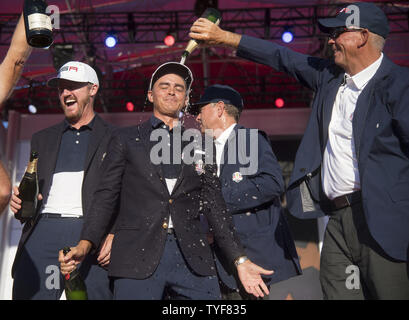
top-left (62, 247), bottom-right (88, 300)
top-left (23, 0), bottom-right (53, 48)
top-left (180, 8), bottom-right (221, 64)
top-left (16, 151), bottom-right (39, 223)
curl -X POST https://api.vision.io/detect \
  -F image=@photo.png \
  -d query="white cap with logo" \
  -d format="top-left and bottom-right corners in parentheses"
top-left (47, 61), bottom-right (99, 87)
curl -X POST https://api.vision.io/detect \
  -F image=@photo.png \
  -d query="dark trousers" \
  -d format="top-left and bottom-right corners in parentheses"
top-left (113, 232), bottom-right (221, 300)
top-left (320, 202), bottom-right (409, 300)
top-left (12, 215), bottom-right (113, 300)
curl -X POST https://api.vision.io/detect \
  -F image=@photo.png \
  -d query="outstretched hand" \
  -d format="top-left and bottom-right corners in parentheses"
top-left (237, 260), bottom-right (274, 298)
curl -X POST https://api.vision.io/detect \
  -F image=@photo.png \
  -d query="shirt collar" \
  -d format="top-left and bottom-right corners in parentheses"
top-left (150, 115), bottom-right (181, 132)
top-left (345, 53), bottom-right (383, 90)
top-left (215, 123), bottom-right (237, 146)
top-left (150, 115), bottom-right (165, 129)
top-left (63, 115), bottom-right (96, 132)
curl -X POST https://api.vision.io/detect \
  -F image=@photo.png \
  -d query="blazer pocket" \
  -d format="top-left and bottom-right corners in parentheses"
top-left (389, 181), bottom-right (409, 202)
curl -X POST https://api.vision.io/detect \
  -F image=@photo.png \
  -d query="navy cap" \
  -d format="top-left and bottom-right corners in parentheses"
top-left (149, 62), bottom-right (193, 91)
top-left (189, 84), bottom-right (244, 116)
top-left (318, 2), bottom-right (389, 39)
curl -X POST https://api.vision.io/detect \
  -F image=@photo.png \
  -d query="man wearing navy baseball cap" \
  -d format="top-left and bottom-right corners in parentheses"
top-left (189, 2), bottom-right (409, 299)
top-left (191, 84), bottom-right (301, 300)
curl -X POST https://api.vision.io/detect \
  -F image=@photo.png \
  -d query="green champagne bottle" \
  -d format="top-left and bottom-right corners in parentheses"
top-left (16, 151), bottom-right (39, 223)
top-left (180, 8), bottom-right (221, 64)
top-left (23, 0), bottom-right (53, 48)
top-left (62, 247), bottom-right (88, 300)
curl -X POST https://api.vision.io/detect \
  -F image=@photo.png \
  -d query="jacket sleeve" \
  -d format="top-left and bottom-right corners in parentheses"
top-left (236, 34), bottom-right (327, 91)
top-left (222, 131), bottom-right (284, 213)
top-left (201, 161), bottom-right (245, 266)
top-left (80, 130), bottom-right (126, 249)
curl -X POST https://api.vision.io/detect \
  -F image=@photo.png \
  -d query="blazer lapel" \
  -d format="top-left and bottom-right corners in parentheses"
top-left (352, 56), bottom-right (392, 160)
top-left (83, 114), bottom-right (108, 175)
top-left (168, 125), bottom-right (188, 195)
top-left (40, 122), bottom-right (64, 201)
top-left (321, 73), bottom-right (345, 153)
top-left (138, 120), bottom-right (168, 190)
top-left (220, 125), bottom-right (238, 177)
top-left (352, 82), bottom-right (374, 160)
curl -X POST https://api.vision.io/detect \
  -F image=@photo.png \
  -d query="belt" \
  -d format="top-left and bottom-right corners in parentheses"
top-left (329, 191), bottom-right (362, 211)
top-left (41, 213), bottom-right (83, 219)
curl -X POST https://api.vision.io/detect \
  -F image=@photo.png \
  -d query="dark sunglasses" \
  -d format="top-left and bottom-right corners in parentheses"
top-left (328, 27), bottom-right (364, 39)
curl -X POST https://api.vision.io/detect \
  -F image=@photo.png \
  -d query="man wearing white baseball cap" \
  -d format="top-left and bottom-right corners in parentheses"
top-left (10, 61), bottom-right (115, 300)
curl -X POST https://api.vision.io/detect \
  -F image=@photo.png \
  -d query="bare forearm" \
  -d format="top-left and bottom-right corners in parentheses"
top-left (0, 162), bottom-right (11, 213)
top-left (0, 14), bottom-right (33, 107)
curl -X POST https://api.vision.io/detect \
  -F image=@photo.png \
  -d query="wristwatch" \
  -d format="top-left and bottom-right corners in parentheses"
top-left (234, 255), bottom-right (249, 267)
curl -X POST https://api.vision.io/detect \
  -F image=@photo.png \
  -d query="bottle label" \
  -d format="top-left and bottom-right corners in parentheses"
top-left (28, 13), bottom-right (52, 31)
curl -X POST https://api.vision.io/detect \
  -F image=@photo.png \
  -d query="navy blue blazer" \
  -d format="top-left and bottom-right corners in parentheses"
top-left (213, 124), bottom-right (301, 289)
top-left (81, 120), bottom-right (246, 279)
top-left (237, 35), bottom-right (409, 262)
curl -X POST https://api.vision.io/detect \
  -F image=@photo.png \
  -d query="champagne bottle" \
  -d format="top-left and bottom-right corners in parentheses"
top-left (180, 8), bottom-right (221, 64)
top-left (23, 0), bottom-right (53, 48)
top-left (16, 151), bottom-right (39, 223)
top-left (62, 247), bottom-right (88, 300)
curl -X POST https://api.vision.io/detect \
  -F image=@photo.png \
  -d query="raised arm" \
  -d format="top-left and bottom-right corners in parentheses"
top-left (189, 17), bottom-right (326, 91)
top-left (0, 14), bottom-right (33, 108)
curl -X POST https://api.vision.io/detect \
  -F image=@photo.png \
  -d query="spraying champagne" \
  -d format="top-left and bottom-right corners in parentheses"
top-left (180, 8), bottom-right (221, 64)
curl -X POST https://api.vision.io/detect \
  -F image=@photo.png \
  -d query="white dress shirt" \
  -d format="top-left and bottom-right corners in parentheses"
top-left (322, 53), bottom-right (383, 200)
top-left (214, 123), bottom-right (237, 177)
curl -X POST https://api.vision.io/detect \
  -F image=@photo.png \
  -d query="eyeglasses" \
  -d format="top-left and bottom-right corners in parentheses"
top-left (328, 27), bottom-right (364, 40)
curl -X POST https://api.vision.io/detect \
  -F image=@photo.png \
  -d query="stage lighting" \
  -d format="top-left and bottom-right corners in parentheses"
top-left (28, 104), bottom-right (37, 114)
top-left (164, 34), bottom-right (176, 47)
top-left (126, 102), bottom-right (135, 112)
top-left (275, 98), bottom-right (285, 108)
top-left (127, 13), bottom-right (136, 43)
top-left (105, 32), bottom-right (118, 48)
top-left (281, 29), bottom-right (294, 43)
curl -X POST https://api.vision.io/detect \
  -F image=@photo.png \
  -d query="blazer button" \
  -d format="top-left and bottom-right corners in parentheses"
top-left (169, 199), bottom-right (173, 204)
top-left (162, 222), bottom-right (168, 229)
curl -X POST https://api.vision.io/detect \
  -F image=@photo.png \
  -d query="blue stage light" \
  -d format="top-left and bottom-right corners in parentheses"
top-left (281, 30), bottom-right (294, 43)
top-left (105, 33), bottom-right (118, 48)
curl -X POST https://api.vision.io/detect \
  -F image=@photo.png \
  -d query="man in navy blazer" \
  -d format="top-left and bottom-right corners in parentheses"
top-left (60, 62), bottom-right (275, 300)
top-left (190, 84), bottom-right (301, 300)
top-left (189, 2), bottom-right (409, 299)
